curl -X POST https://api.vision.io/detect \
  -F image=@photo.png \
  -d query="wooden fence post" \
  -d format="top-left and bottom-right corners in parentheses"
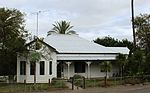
top-left (83, 77), bottom-right (85, 89)
top-left (49, 79), bottom-right (51, 86)
top-left (72, 77), bottom-right (74, 90)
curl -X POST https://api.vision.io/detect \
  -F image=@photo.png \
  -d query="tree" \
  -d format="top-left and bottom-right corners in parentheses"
top-left (133, 50), bottom-right (144, 75)
top-left (29, 51), bottom-right (42, 84)
top-left (21, 38), bottom-right (43, 84)
top-left (47, 20), bottom-right (76, 35)
top-left (0, 8), bottom-right (28, 75)
top-left (144, 52), bottom-right (150, 75)
top-left (134, 14), bottom-right (150, 54)
top-left (126, 50), bottom-right (144, 76)
top-left (116, 54), bottom-right (127, 77)
top-left (122, 39), bottom-right (134, 53)
top-left (94, 36), bottom-right (133, 52)
top-left (100, 61), bottom-right (112, 87)
top-left (94, 36), bottom-right (121, 47)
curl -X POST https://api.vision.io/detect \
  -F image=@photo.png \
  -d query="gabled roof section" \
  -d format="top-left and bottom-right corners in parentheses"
top-left (25, 38), bottom-right (57, 52)
top-left (44, 34), bottom-right (129, 54)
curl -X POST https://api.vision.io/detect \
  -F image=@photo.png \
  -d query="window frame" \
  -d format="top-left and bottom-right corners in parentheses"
top-left (40, 61), bottom-right (45, 75)
top-left (49, 61), bottom-right (52, 75)
top-left (74, 62), bottom-right (85, 73)
top-left (20, 61), bottom-right (26, 75)
top-left (30, 61), bottom-right (35, 75)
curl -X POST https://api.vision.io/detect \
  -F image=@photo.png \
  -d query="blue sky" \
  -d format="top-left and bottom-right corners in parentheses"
top-left (0, 0), bottom-right (150, 41)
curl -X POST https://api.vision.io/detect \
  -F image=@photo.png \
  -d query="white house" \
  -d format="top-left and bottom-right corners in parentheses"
top-left (17, 34), bottom-right (129, 83)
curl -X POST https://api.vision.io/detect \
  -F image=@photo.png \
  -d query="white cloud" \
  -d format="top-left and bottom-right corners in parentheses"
top-left (0, 0), bottom-right (150, 41)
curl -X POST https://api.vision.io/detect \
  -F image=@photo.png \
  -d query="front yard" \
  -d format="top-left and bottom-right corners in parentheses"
top-left (0, 80), bottom-right (68, 92)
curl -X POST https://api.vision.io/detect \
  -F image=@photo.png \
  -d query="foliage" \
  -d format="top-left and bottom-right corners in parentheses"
top-left (27, 38), bottom-right (44, 84)
top-left (125, 50), bottom-right (144, 76)
top-left (133, 50), bottom-right (144, 75)
top-left (0, 8), bottom-right (27, 51)
top-left (100, 61), bottom-right (112, 73)
top-left (0, 8), bottom-right (28, 75)
top-left (134, 14), bottom-right (150, 53)
top-left (94, 36), bottom-right (133, 52)
top-left (47, 20), bottom-right (76, 35)
top-left (35, 39), bottom-right (42, 50)
top-left (100, 61), bottom-right (112, 87)
top-left (94, 35), bottom-right (150, 76)
top-left (29, 51), bottom-right (42, 62)
top-left (143, 52), bottom-right (150, 74)
top-left (72, 74), bottom-right (84, 87)
top-left (124, 77), bottom-right (141, 85)
top-left (116, 54), bottom-right (127, 77)
top-left (51, 80), bottom-right (67, 88)
top-left (73, 74), bottom-right (83, 79)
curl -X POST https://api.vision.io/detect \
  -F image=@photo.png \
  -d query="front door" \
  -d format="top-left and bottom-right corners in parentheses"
top-left (57, 62), bottom-right (63, 78)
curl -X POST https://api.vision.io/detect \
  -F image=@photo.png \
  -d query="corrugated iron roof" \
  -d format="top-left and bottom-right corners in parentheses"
top-left (44, 34), bottom-right (129, 54)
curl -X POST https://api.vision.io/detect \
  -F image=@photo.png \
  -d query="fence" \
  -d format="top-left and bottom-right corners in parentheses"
top-left (70, 75), bottom-right (150, 88)
top-left (1, 75), bottom-right (150, 92)
top-left (0, 76), bottom-right (67, 92)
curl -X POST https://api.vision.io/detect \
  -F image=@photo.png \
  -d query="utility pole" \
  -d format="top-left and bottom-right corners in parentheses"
top-left (131, 0), bottom-right (136, 50)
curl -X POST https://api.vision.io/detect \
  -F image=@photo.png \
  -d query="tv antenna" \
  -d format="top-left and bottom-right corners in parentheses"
top-left (32, 11), bottom-right (41, 37)
top-left (31, 10), bottom-right (50, 38)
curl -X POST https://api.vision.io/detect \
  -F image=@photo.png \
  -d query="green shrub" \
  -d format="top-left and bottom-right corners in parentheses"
top-left (51, 80), bottom-right (67, 88)
top-left (124, 78), bottom-right (141, 85)
top-left (72, 75), bottom-right (84, 87)
top-left (73, 74), bottom-right (83, 79)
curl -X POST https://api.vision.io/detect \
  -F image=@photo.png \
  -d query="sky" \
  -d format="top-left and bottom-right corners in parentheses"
top-left (0, 0), bottom-right (150, 41)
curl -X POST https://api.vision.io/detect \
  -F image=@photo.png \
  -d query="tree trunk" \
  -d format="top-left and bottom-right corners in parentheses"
top-left (105, 71), bottom-right (108, 87)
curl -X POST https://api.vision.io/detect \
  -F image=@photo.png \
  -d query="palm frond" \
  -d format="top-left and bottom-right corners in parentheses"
top-left (47, 20), bottom-right (76, 35)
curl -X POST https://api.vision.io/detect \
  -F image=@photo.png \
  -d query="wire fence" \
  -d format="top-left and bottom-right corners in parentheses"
top-left (0, 76), bottom-right (67, 92)
top-left (71, 75), bottom-right (150, 88)
top-left (1, 75), bottom-right (150, 92)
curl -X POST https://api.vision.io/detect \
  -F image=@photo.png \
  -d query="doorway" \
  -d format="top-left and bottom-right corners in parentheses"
top-left (57, 62), bottom-right (63, 78)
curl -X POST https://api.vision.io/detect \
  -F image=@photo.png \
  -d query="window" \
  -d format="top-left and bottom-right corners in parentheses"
top-left (20, 61), bottom-right (26, 75)
top-left (30, 61), bottom-right (35, 75)
top-left (74, 62), bottom-right (85, 73)
top-left (40, 61), bottom-right (45, 75)
top-left (49, 61), bottom-right (52, 75)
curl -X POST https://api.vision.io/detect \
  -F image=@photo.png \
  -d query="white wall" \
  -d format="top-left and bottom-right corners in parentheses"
top-left (17, 44), bottom-right (120, 83)
top-left (17, 45), bottom-right (57, 83)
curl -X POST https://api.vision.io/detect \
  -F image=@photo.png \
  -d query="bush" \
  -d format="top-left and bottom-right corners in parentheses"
top-left (73, 74), bottom-right (83, 79)
top-left (51, 80), bottom-right (67, 88)
top-left (124, 78), bottom-right (141, 85)
top-left (72, 74), bottom-right (84, 87)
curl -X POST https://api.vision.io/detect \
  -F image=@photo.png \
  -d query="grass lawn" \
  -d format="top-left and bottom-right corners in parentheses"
top-left (0, 80), bottom-right (68, 92)
top-left (0, 83), bottom-right (49, 92)
top-left (75, 78), bottom-right (124, 88)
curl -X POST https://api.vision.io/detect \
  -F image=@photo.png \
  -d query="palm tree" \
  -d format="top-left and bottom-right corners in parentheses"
top-left (100, 61), bottom-right (112, 87)
top-left (131, 0), bottom-right (136, 50)
top-left (47, 20), bottom-right (76, 35)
